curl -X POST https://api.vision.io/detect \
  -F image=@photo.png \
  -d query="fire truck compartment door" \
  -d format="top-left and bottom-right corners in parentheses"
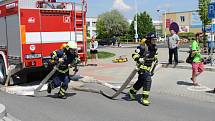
top-left (6, 14), bottom-right (21, 57)
top-left (0, 17), bottom-right (7, 48)
top-left (40, 13), bottom-right (73, 56)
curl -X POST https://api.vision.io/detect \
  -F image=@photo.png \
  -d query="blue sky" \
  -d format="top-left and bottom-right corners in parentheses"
top-left (57, 0), bottom-right (198, 20)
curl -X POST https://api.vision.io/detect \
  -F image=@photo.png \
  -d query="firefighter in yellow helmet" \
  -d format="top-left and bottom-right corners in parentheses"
top-left (47, 41), bottom-right (80, 99)
top-left (128, 33), bottom-right (158, 106)
top-left (140, 38), bottom-right (146, 45)
top-left (60, 43), bottom-right (68, 50)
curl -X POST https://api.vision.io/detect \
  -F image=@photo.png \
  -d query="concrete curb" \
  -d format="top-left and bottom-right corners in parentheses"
top-left (77, 64), bottom-right (163, 84)
top-left (161, 63), bottom-right (215, 72)
top-left (0, 104), bottom-right (6, 120)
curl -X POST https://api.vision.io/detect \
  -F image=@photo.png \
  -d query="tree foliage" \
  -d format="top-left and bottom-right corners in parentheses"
top-left (198, 0), bottom-right (211, 44)
top-left (129, 11), bottom-right (155, 39)
top-left (96, 10), bottom-right (129, 39)
top-left (199, 0), bottom-right (211, 25)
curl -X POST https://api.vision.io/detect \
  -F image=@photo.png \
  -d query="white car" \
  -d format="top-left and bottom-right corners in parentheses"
top-left (158, 37), bottom-right (165, 42)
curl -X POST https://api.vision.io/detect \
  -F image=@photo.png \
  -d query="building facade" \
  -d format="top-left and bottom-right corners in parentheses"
top-left (162, 11), bottom-right (202, 35)
top-left (87, 16), bottom-right (164, 40)
top-left (153, 20), bottom-right (162, 37)
top-left (86, 17), bottom-right (97, 38)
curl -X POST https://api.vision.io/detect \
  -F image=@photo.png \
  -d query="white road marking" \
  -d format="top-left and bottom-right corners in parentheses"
top-left (187, 85), bottom-right (212, 92)
top-left (0, 84), bottom-right (48, 96)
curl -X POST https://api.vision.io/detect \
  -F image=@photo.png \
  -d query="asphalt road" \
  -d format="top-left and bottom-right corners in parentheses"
top-left (0, 86), bottom-right (215, 121)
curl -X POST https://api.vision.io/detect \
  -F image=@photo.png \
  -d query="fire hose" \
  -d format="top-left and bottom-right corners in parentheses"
top-left (100, 60), bottom-right (158, 99)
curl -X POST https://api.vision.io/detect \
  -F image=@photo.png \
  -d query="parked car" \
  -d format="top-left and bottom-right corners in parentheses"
top-left (158, 37), bottom-right (165, 42)
top-left (98, 38), bottom-right (111, 46)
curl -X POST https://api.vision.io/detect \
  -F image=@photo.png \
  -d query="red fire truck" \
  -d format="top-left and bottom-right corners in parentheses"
top-left (0, 0), bottom-right (87, 85)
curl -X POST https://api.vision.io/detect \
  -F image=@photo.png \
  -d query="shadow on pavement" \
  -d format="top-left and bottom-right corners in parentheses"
top-left (121, 94), bottom-right (142, 102)
top-left (177, 81), bottom-right (194, 86)
top-left (47, 93), bottom-right (76, 99)
top-left (69, 75), bottom-right (84, 81)
top-left (205, 89), bottom-right (215, 94)
top-left (121, 93), bottom-right (133, 101)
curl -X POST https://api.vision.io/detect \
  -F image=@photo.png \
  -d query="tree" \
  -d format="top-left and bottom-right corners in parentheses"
top-left (129, 11), bottom-right (155, 40)
top-left (198, 0), bottom-right (211, 45)
top-left (96, 10), bottom-right (129, 39)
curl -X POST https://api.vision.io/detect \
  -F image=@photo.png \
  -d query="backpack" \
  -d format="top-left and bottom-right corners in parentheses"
top-left (186, 50), bottom-right (194, 64)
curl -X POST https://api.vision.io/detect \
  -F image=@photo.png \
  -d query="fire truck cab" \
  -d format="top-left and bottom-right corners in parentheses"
top-left (0, 0), bottom-right (87, 85)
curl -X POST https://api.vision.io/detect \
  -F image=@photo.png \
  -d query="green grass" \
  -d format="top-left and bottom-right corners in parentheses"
top-left (87, 51), bottom-right (115, 59)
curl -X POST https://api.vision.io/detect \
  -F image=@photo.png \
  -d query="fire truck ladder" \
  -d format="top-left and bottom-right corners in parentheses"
top-left (74, 3), bottom-right (87, 65)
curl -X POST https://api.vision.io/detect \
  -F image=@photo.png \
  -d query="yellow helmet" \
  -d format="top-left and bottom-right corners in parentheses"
top-left (140, 38), bottom-right (146, 45)
top-left (60, 43), bottom-right (68, 50)
top-left (67, 41), bottom-right (77, 49)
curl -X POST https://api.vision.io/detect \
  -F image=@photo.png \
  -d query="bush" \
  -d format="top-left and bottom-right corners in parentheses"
top-left (115, 34), bottom-right (133, 43)
top-left (87, 51), bottom-right (115, 59)
top-left (178, 32), bottom-right (195, 39)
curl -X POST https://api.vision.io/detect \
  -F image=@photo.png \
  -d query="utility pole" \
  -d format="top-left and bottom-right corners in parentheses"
top-left (164, 11), bottom-right (167, 41)
top-left (134, 0), bottom-right (138, 43)
top-left (157, 9), bottom-right (167, 41)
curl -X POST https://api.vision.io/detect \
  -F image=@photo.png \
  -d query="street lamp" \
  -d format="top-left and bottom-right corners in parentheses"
top-left (134, 0), bottom-right (138, 43)
top-left (157, 9), bottom-right (167, 41)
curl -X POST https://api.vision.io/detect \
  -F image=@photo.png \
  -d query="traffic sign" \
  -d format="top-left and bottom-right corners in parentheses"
top-left (203, 24), bottom-right (215, 32)
top-left (208, 2), bottom-right (215, 19)
top-left (166, 18), bottom-right (173, 28)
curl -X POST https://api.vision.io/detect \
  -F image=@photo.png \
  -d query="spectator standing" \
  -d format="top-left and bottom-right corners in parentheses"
top-left (167, 29), bottom-right (180, 67)
top-left (207, 34), bottom-right (215, 55)
top-left (112, 37), bottom-right (116, 47)
top-left (89, 36), bottom-right (98, 65)
top-left (117, 37), bottom-right (121, 47)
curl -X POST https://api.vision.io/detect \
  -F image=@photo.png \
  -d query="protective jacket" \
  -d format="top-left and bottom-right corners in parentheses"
top-left (132, 44), bottom-right (158, 72)
top-left (50, 49), bottom-right (78, 74)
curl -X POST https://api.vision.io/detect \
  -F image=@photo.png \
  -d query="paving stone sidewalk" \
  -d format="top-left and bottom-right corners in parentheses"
top-left (76, 46), bottom-right (215, 103)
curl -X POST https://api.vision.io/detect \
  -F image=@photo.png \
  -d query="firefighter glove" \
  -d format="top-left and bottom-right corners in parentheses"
top-left (73, 67), bottom-right (79, 72)
top-left (59, 58), bottom-right (64, 63)
top-left (150, 72), bottom-right (154, 76)
top-left (75, 58), bottom-right (81, 64)
top-left (44, 62), bottom-right (48, 68)
top-left (139, 58), bottom-right (144, 63)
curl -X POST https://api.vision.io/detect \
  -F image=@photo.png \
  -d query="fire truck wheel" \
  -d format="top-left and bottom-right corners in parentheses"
top-left (0, 56), bottom-right (6, 84)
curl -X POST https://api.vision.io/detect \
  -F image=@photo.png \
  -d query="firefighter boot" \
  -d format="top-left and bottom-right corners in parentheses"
top-left (47, 82), bottom-right (54, 94)
top-left (141, 91), bottom-right (150, 106)
top-left (58, 84), bottom-right (68, 99)
top-left (128, 87), bottom-right (137, 100)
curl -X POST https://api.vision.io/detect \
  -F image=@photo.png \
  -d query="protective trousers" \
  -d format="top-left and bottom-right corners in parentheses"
top-left (50, 73), bottom-right (70, 96)
top-left (132, 71), bottom-right (152, 99)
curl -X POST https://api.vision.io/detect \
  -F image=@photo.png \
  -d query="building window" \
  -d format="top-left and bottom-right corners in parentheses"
top-left (87, 22), bottom-right (90, 26)
top-left (180, 16), bottom-right (185, 22)
top-left (92, 22), bottom-right (96, 27)
top-left (92, 30), bottom-right (96, 36)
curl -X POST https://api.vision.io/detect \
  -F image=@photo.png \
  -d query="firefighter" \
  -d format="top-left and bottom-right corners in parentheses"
top-left (128, 33), bottom-right (158, 106)
top-left (47, 41), bottom-right (79, 99)
top-left (60, 43), bottom-right (68, 50)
